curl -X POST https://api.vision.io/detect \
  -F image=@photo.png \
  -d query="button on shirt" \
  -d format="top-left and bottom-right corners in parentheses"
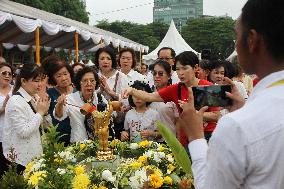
top-left (3, 87), bottom-right (43, 166)
top-left (188, 70), bottom-right (284, 189)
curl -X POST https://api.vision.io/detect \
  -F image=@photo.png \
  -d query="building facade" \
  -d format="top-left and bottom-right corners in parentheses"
top-left (153, 0), bottom-right (203, 26)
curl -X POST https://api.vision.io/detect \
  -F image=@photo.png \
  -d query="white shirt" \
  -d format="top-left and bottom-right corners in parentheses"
top-left (3, 87), bottom-right (43, 166)
top-left (54, 91), bottom-right (108, 143)
top-left (124, 108), bottom-right (160, 142)
top-left (0, 86), bottom-right (12, 142)
top-left (150, 102), bottom-right (179, 135)
top-left (188, 70), bottom-right (284, 189)
top-left (98, 70), bottom-right (128, 100)
top-left (124, 69), bottom-right (147, 85)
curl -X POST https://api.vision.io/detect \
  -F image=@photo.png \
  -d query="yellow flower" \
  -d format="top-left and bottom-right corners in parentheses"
top-left (159, 146), bottom-right (165, 151)
top-left (149, 174), bottom-right (163, 188)
top-left (154, 168), bottom-right (163, 177)
top-left (138, 156), bottom-right (147, 164)
top-left (80, 143), bottom-right (86, 150)
top-left (167, 164), bottom-right (175, 174)
top-left (138, 140), bottom-right (150, 148)
top-left (74, 165), bottom-right (85, 175)
top-left (91, 185), bottom-right (98, 189)
top-left (72, 174), bottom-right (90, 189)
top-left (28, 171), bottom-right (46, 186)
top-left (130, 161), bottom-right (142, 169)
top-left (25, 161), bottom-right (34, 172)
top-left (163, 176), bottom-right (173, 185)
top-left (110, 139), bottom-right (120, 148)
top-left (98, 186), bottom-right (107, 189)
top-left (54, 158), bottom-right (63, 164)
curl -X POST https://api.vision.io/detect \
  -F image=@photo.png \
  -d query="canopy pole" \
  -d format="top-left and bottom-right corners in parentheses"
top-left (68, 48), bottom-right (72, 64)
top-left (100, 40), bottom-right (103, 48)
top-left (117, 45), bottom-right (120, 52)
top-left (35, 27), bottom-right (40, 65)
top-left (140, 48), bottom-right (142, 66)
top-left (75, 32), bottom-right (79, 64)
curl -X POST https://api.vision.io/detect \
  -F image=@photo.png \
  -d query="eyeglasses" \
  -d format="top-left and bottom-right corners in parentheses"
top-left (80, 79), bottom-right (96, 86)
top-left (152, 71), bottom-right (165, 77)
top-left (0, 71), bottom-right (12, 78)
top-left (157, 57), bottom-right (173, 61)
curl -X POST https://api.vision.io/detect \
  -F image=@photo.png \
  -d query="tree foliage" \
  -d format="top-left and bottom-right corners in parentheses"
top-left (11, 0), bottom-right (89, 24)
top-left (96, 20), bottom-right (168, 51)
top-left (182, 17), bottom-right (235, 59)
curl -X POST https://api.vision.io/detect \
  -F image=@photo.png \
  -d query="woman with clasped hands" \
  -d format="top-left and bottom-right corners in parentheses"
top-left (2, 64), bottom-right (50, 173)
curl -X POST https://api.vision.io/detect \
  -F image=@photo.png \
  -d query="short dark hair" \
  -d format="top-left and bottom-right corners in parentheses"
top-left (141, 63), bottom-right (148, 69)
top-left (208, 60), bottom-right (224, 72)
top-left (12, 64), bottom-right (43, 95)
top-left (153, 59), bottom-right (172, 85)
top-left (199, 59), bottom-right (211, 71)
top-left (118, 48), bottom-right (137, 69)
top-left (42, 55), bottom-right (74, 86)
top-left (223, 60), bottom-right (240, 79)
top-left (157, 47), bottom-right (176, 58)
top-left (241, 0), bottom-right (284, 61)
top-left (71, 63), bottom-right (85, 70)
top-left (95, 46), bottom-right (117, 69)
top-left (128, 80), bottom-right (152, 107)
top-left (175, 51), bottom-right (199, 68)
top-left (73, 67), bottom-right (100, 91)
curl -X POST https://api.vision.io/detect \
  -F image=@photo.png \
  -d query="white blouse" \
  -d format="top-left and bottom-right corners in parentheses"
top-left (54, 91), bottom-right (108, 143)
top-left (0, 86), bottom-right (12, 142)
top-left (3, 87), bottom-right (43, 166)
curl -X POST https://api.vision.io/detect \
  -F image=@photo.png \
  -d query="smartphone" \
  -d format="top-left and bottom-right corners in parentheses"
top-left (192, 85), bottom-right (232, 109)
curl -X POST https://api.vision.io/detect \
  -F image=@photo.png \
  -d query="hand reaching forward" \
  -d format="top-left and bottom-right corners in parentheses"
top-left (178, 87), bottom-right (208, 143)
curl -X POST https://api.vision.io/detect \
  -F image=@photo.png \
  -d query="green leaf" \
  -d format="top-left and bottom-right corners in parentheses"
top-left (156, 121), bottom-right (192, 176)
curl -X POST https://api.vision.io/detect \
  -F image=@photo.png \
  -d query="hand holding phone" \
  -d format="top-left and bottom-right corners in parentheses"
top-left (192, 85), bottom-right (233, 109)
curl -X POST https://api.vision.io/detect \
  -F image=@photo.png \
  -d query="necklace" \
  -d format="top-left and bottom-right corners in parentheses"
top-left (79, 91), bottom-right (94, 104)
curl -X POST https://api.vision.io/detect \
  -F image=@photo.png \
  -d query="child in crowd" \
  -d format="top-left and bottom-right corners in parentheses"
top-left (121, 80), bottom-right (161, 142)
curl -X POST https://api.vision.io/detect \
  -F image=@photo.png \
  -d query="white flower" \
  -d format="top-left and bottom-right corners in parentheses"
top-left (129, 143), bottom-right (139, 150)
top-left (129, 168), bottom-right (148, 189)
top-left (58, 151), bottom-right (76, 162)
top-left (157, 152), bottom-right (165, 159)
top-left (102, 170), bottom-right (116, 182)
top-left (166, 154), bottom-right (174, 163)
top-left (144, 150), bottom-right (154, 157)
top-left (153, 153), bottom-right (161, 163)
top-left (57, 168), bottom-right (66, 175)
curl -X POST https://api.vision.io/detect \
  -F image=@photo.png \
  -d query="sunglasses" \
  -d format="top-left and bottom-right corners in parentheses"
top-left (0, 71), bottom-right (12, 78)
top-left (152, 71), bottom-right (165, 77)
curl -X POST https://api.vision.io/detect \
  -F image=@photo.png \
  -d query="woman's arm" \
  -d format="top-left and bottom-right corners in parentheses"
top-left (123, 87), bottom-right (164, 102)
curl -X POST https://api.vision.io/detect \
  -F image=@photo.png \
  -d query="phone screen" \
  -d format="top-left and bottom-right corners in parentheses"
top-left (192, 85), bottom-right (232, 109)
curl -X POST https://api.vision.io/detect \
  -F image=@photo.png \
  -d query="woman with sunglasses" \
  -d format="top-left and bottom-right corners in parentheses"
top-left (149, 60), bottom-right (179, 136)
top-left (54, 67), bottom-right (108, 142)
top-left (42, 55), bottom-right (75, 146)
top-left (2, 64), bottom-right (50, 173)
top-left (0, 63), bottom-right (13, 177)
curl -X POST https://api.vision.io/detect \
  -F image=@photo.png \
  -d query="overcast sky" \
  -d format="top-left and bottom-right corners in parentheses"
top-left (86, 0), bottom-right (247, 25)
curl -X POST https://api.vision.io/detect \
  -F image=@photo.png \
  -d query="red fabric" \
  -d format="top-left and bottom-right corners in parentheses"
top-left (158, 79), bottom-right (218, 145)
top-left (253, 78), bottom-right (260, 87)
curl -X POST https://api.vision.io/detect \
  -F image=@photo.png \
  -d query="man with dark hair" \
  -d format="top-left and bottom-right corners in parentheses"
top-left (178, 0), bottom-right (284, 188)
top-left (156, 47), bottom-right (179, 84)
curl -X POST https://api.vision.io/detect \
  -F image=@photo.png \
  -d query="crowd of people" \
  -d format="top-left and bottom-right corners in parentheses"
top-left (0, 0), bottom-right (283, 188)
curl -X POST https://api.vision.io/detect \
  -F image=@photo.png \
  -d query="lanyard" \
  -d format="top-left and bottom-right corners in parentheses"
top-left (268, 79), bottom-right (284, 88)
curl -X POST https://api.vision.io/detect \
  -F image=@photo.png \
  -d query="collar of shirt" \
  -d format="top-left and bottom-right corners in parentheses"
top-left (249, 70), bottom-right (284, 101)
top-left (18, 87), bottom-right (33, 102)
top-left (126, 69), bottom-right (136, 78)
top-left (98, 70), bottom-right (118, 80)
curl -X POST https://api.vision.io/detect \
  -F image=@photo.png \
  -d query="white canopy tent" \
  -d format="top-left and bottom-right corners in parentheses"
top-left (227, 49), bottom-right (237, 61)
top-left (0, 0), bottom-right (149, 54)
top-left (143, 20), bottom-right (197, 65)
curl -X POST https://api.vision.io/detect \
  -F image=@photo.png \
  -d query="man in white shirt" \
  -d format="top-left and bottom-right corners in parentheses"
top-left (178, 0), bottom-right (284, 188)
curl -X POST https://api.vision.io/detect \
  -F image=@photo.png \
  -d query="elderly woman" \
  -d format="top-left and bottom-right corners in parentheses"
top-left (0, 63), bottom-right (13, 176)
top-left (119, 48), bottom-right (146, 84)
top-left (54, 67), bottom-right (107, 142)
top-left (2, 64), bottom-right (50, 172)
top-left (42, 55), bottom-right (75, 145)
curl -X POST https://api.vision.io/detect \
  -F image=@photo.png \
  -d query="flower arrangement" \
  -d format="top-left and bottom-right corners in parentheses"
top-left (0, 123), bottom-right (193, 189)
